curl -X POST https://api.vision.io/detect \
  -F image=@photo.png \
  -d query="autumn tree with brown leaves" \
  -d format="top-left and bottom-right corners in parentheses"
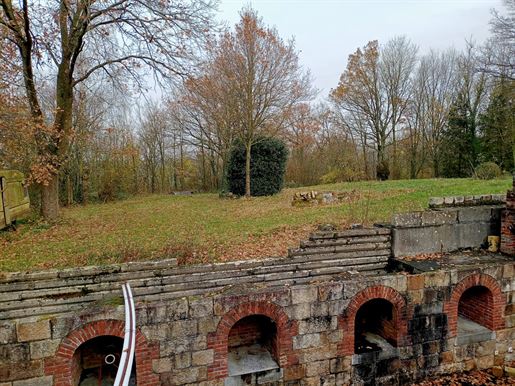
top-left (0, 0), bottom-right (216, 220)
top-left (331, 38), bottom-right (417, 180)
top-left (207, 8), bottom-right (313, 196)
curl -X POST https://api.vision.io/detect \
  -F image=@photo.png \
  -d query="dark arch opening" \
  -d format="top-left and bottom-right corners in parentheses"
top-left (72, 335), bottom-right (135, 386)
top-left (227, 314), bottom-right (279, 378)
top-left (458, 285), bottom-right (494, 331)
top-left (354, 298), bottom-right (397, 354)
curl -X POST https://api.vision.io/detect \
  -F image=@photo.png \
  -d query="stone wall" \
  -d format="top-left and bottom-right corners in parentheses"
top-left (429, 194), bottom-right (506, 209)
top-left (501, 177), bottom-right (515, 255)
top-left (391, 206), bottom-right (502, 257)
top-left (0, 196), bottom-right (514, 386)
top-left (0, 259), bottom-right (513, 386)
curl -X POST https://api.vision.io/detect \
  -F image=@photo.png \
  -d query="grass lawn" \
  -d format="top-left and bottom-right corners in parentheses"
top-left (0, 177), bottom-right (511, 272)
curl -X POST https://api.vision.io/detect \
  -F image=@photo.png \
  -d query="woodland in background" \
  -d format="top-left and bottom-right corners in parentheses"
top-left (0, 1), bottom-right (514, 213)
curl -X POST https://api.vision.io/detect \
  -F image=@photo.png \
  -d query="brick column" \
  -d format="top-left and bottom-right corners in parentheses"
top-left (501, 174), bottom-right (515, 255)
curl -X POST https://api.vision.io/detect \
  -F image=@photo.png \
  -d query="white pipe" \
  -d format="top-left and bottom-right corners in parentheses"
top-left (114, 283), bottom-right (136, 386)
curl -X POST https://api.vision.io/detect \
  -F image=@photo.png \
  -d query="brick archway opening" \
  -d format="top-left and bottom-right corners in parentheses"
top-left (228, 315), bottom-right (279, 377)
top-left (339, 286), bottom-right (408, 356)
top-left (459, 286), bottom-right (494, 330)
top-left (73, 335), bottom-right (133, 386)
top-left (45, 320), bottom-right (160, 386)
top-left (207, 301), bottom-right (298, 380)
top-left (444, 274), bottom-right (505, 338)
top-left (355, 298), bottom-right (397, 354)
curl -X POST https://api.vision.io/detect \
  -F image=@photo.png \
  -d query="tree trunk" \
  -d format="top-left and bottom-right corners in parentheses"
top-left (245, 144), bottom-right (252, 197)
top-left (66, 174), bottom-right (73, 206)
top-left (41, 175), bottom-right (60, 221)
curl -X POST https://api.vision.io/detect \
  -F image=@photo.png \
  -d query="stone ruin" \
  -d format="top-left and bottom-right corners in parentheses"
top-left (1, 181), bottom-right (515, 385)
top-left (292, 190), bottom-right (357, 206)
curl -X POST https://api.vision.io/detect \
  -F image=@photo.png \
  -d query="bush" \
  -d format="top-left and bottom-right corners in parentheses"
top-left (376, 160), bottom-right (390, 181)
top-left (475, 162), bottom-right (502, 180)
top-left (320, 166), bottom-right (364, 184)
top-left (227, 137), bottom-right (288, 196)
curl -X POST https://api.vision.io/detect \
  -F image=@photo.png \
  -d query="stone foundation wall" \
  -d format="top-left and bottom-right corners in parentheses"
top-left (392, 206), bottom-right (503, 257)
top-left (1, 196), bottom-right (514, 386)
top-left (0, 262), bottom-right (513, 386)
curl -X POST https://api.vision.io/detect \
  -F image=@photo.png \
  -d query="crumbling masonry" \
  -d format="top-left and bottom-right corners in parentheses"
top-left (0, 184), bottom-right (514, 385)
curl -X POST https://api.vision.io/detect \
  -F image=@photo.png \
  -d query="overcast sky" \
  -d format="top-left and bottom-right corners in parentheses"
top-left (216, 0), bottom-right (502, 96)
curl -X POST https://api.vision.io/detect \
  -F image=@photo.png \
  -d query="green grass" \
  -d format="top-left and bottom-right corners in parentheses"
top-left (0, 177), bottom-right (511, 272)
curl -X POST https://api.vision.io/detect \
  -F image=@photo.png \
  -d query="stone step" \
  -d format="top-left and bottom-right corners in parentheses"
top-left (289, 242), bottom-right (390, 257)
top-left (309, 228), bottom-right (391, 240)
top-left (300, 235), bottom-right (390, 248)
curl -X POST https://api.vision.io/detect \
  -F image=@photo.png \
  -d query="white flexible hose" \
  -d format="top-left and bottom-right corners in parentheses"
top-left (114, 283), bottom-right (136, 386)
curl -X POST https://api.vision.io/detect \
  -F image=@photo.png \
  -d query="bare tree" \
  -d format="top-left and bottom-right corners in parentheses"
top-left (380, 36), bottom-right (418, 178)
top-left (331, 37), bottom-right (417, 180)
top-left (410, 50), bottom-right (458, 177)
top-left (479, 0), bottom-right (515, 80)
top-left (0, 0), bottom-right (216, 220)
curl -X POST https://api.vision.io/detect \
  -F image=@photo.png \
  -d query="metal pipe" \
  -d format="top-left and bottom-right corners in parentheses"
top-left (114, 283), bottom-right (136, 386)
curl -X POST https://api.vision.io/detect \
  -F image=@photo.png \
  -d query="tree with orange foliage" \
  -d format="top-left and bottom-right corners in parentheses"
top-left (331, 38), bottom-right (417, 180)
top-left (0, 0), bottom-right (216, 220)
top-left (209, 8), bottom-right (313, 197)
top-left (284, 103), bottom-right (320, 186)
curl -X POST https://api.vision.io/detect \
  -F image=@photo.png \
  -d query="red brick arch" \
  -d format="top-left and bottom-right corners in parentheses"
top-left (207, 301), bottom-right (298, 380)
top-left (44, 319), bottom-right (160, 386)
top-left (338, 285), bottom-right (408, 356)
top-left (444, 273), bottom-right (505, 337)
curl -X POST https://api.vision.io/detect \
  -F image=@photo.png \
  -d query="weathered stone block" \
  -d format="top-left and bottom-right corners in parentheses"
top-left (152, 357), bottom-right (172, 373)
top-left (29, 339), bottom-right (59, 359)
top-left (328, 329), bottom-right (343, 343)
top-left (305, 360), bottom-right (329, 377)
top-left (392, 224), bottom-right (458, 257)
top-left (428, 197), bottom-right (444, 208)
top-left (49, 318), bottom-right (75, 340)
top-left (283, 364), bottom-right (305, 381)
top-left (444, 196), bottom-right (455, 205)
top-left (166, 299), bottom-right (189, 321)
top-left (291, 286), bottom-right (318, 304)
top-left (198, 317), bottom-right (219, 334)
top-left (318, 282), bottom-right (343, 301)
top-left (425, 271), bottom-right (450, 287)
top-left (189, 298), bottom-right (213, 318)
top-left (191, 349), bottom-right (213, 366)
top-left (0, 343), bottom-right (29, 362)
top-left (392, 212), bottom-right (422, 228)
top-left (293, 333), bottom-right (321, 350)
top-left (477, 355), bottom-right (494, 369)
top-left (421, 210), bottom-right (457, 226)
top-left (0, 323), bottom-right (16, 345)
top-left (300, 345), bottom-right (337, 362)
top-left (407, 275), bottom-right (425, 290)
top-left (174, 352), bottom-right (191, 369)
top-left (288, 303), bottom-right (311, 319)
top-left (298, 316), bottom-right (335, 334)
top-left (440, 351), bottom-right (454, 364)
top-left (0, 360), bottom-right (43, 382)
top-left (310, 302), bottom-right (329, 317)
top-left (16, 321), bottom-right (50, 342)
top-left (162, 366), bottom-right (206, 385)
top-left (12, 376), bottom-right (52, 386)
top-left (171, 320), bottom-right (197, 337)
top-left (456, 222), bottom-right (494, 249)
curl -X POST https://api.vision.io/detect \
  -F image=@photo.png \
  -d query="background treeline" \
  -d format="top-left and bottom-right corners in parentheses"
top-left (0, 2), bottom-right (513, 209)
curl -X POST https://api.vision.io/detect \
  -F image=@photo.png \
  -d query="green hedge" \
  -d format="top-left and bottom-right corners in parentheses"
top-left (227, 137), bottom-right (288, 196)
